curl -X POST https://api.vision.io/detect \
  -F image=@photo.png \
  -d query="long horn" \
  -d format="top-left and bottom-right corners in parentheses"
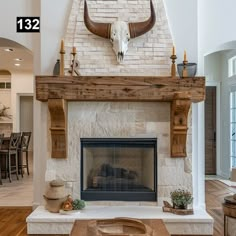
top-left (84, 0), bottom-right (111, 39)
top-left (128, 0), bottom-right (156, 38)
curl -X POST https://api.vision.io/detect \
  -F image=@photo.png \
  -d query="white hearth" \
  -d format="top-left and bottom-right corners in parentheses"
top-left (27, 205), bottom-right (213, 235)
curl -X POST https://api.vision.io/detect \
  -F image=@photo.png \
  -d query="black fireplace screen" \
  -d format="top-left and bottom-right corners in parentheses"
top-left (81, 138), bottom-right (157, 201)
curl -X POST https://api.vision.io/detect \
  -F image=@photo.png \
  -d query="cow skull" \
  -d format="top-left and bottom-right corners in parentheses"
top-left (84, 0), bottom-right (156, 63)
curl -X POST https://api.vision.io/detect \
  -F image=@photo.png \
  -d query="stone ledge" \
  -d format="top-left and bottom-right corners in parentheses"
top-left (27, 206), bottom-right (213, 235)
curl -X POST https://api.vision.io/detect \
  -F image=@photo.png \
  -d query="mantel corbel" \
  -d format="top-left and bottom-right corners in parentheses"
top-left (171, 92), bottom-right (191, 157)
top-left (48, 98), bottom-right (67, 158)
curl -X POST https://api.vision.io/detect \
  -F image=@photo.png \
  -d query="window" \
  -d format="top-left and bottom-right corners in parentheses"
top-left (5, 82), bottom-right (11, 89)
top-left (228, 56), bottom-right (236, 77)
top-left (230, 91), bottom-right (236, 167)
top-left (0, 82), bottom-right (11, 89)
top-left (0, 82), bottom-right (5, 88)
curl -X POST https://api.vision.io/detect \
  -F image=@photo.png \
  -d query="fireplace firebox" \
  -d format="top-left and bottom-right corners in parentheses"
top-left (81, 138), bottom-right (157, 201)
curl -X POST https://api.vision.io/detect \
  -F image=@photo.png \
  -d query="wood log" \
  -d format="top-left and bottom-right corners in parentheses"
top-left (162, 206), bottom-right (194, 215)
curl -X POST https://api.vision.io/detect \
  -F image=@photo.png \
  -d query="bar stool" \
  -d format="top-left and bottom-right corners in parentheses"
top-left (0, 132), bottom-right (21, 182)
top-left (19, 132), bottom-right (31, 177)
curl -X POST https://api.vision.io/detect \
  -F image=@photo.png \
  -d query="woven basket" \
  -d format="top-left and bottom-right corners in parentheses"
top-left (87, 218), bottom-right (153, 236)
top-left (43, 195), bottom-right (67, 213)
top-left (45, 179), bottom-right (65, 199)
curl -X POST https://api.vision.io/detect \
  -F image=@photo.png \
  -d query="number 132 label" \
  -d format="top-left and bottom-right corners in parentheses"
top-left (17, 17), bottom-right (40, 33)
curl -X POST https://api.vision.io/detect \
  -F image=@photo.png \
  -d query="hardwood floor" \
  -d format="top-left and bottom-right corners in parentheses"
top-left (0, 207), bottom-right (32, 236)
top-left (205, 180), bottom-right (236, 236)
top-left (0, 180), bottom-right (235, 236)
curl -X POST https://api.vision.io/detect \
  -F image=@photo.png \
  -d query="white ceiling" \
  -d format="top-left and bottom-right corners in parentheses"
top-left (0, 38), bottom-right (33, 73)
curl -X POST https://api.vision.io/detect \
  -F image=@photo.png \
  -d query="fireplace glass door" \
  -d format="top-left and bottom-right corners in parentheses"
top-left (81, 138), bottom-right (157, 201)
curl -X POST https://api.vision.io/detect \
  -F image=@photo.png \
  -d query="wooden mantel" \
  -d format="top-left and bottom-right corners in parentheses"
top-left (36, 76), bottom-right (204, 102)
top-left (36, 76), bottom-right (205, 158)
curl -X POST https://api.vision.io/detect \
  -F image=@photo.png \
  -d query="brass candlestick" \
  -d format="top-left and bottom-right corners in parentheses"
top-left (182, 59), bottom-right (188, 78)
top-left (170, 54), bottom-right (177, 77)
top-left (182, 50), bottom-right (188, 78)
top-left (71, 47), bottom-right (77, 76)
top-left (60, 40), bottom-right (65, 76)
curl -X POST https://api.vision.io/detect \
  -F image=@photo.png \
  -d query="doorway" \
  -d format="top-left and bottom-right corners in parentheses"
top-left (205, 86), bottom-right (216, 175)
top-left (20, 96), bottom-right (33, 151)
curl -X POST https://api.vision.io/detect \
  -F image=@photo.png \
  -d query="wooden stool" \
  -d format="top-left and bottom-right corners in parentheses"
top-left (222, 195), bottom-right (236, 235)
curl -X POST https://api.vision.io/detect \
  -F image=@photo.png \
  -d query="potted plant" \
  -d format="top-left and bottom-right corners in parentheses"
top-left (170, 189), bottom-right (193, 209)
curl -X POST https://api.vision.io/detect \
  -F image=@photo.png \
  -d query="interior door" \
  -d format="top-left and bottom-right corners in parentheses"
top-left (20, 96), bottom-right (33, 151)
top-left (205, 86), bottom-right (216, 175)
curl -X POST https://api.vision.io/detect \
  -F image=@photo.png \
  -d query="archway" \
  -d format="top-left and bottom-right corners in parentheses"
top-left (0, 37), bottom-right (34, 206)
top-left (204, 40), bottom-right (236, 179)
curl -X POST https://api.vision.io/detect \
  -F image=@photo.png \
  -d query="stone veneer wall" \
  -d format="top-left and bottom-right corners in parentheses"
top-left (46, 102), bottom-right (192, 205)
top-left (64, 0), bottom-right (173, 75)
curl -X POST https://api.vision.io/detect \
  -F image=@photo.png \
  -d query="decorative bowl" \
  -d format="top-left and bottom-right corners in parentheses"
top-left (87, 218), bottom-right (153, 236)
top-left (177, 63), bottom-right (197, 78)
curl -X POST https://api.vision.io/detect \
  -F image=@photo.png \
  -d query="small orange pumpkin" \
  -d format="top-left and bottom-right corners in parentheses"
top-left (62, 199), bottom-right (73, 211)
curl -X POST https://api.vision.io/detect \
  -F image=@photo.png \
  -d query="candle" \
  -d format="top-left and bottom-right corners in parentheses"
top-left (60, 39), bottom-right (65, 75)
top-left (72, 46), bottom-right (76, 54)
top-left (60, 39), bottom-right (64, 51)
top-left (172, 46), bottom-right (175, 55)
top-left (184, 50), bottom-right (187, 61)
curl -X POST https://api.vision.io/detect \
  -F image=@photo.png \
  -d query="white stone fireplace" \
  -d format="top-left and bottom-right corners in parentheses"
top-left (54, 0), bottom-right (192, 204)
top-left (46, 101), bottom-right (192, 205)
top-left (29, 100), bottom-right (214, 235)
top-left (27, 0), bottom-right (213, 234)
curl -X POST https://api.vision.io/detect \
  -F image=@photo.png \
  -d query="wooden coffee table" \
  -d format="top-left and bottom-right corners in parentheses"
top-left (70, 218), bottom-right (170, 236)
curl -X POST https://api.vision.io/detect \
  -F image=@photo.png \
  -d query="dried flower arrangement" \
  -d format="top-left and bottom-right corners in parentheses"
top-left (170, 189), bottom-right (193, 209)
top-left (162, 188), bottom-right (194, 215)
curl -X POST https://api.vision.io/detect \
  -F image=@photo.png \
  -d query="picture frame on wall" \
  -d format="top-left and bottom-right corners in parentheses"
top-left (0, 88), bottom-right (12, 123)
top-left (0, 103), bottom-right (12, 123)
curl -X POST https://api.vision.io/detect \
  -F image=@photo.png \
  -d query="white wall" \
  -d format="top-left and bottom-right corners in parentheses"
top-left (164, 0), bottom-right (198, 65)
top-left (220, 50), bottom-right (236, 178)
top-left (205, 53), bottom-right (222, 82)
top-left (0, 0), bottom-right (36, 51)
top-left (11, 72), bottom-right (34, 131)
top-left (198, 0), bottom-right (236, 74)
top-left (41, 0), bottom-right (73, 74)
